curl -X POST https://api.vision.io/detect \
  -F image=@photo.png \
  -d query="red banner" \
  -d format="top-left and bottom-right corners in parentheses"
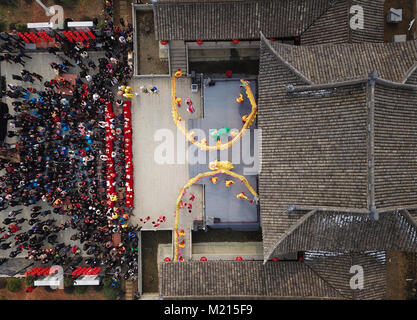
top-left (123, 101), bottom-right (134, 207)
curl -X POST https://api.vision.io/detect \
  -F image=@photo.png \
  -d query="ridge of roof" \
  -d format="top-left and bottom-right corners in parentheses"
top-left (299, 0), bottom-right (342, 37)
top-left (402, 62), bottom-right (417, 84)
top-left (267, 210), bottom-right (417, 257)
top-left (267, 39), bottom-right (417, 84)
top-left (375, 77), bottom-right (417, 90)
top-left (303, 263), bottom-right (352, 299)
top-left (286, 76), bottom-right (417, 92)
top-left (264, 210), bottom-right (317, 264)
top-left (260, 32), bottom-right (313, 85)
top-left (290, 77), bottom-right (369, 91)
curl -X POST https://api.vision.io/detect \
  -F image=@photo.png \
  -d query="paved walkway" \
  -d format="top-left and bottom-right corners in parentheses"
top-left (130, 76), bottom-right (203, 231)
top-left (158, 242), bottom-right (264, 262)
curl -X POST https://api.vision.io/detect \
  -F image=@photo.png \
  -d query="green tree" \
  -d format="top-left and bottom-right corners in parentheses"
top-left (103, 286), bottom-right (118, 300)
top-left (15, 23), bottom-right (28, 33)
top-left (0, 278), bottom-right (7, 289)
top-left (74, 285), bottom-right (88, 295)
top-left (102, 276), bottom-right (112, 288)
top-left (25, 275), bottom-right (34, 287)
top-left (64, 277), bottom-right (74, 294)
top-left (97, 20), bottom-right (107, 30)
top-left (1, 0), bottom-right (19, 9)
top-left (0, 20), bottom-right (7, 33)
top-left (93, 284), bottom-right (103, 292)
top-left (6, 278), bottom-right (22, 293)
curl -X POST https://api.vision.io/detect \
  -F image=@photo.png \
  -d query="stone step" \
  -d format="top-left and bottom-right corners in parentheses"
top-left (173, 63), bottom-right (187, 68)
top-left (172, 59), bottom-right (187, 64)
top-left (172, 57), bottom-right (186, 61)
top-left (172, 55), bottom-right (186, 59)
top-left (169, 40), bottom-right (188, 74)
top-left (124, 280), bottom-right (135, 300)
top-left (140, 293), bottom-right (160, 300)
top-left (171, 51), bottom-right (186, 55)
top-left (172, 63), bottom-right (187, 68)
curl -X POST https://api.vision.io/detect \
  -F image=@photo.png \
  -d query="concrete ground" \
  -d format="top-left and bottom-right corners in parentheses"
top-left (130, 76), bottom-right (203, 231)
top-left (158, 242), bottom-right (264, 262)
top-left (0, 51), bottom-right (104, 259)
top-left (189, 79), bottom-right (259, 231)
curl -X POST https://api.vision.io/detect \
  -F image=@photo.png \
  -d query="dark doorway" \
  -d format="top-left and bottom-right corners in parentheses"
top-left (141, 230), bottom-right (171, 293)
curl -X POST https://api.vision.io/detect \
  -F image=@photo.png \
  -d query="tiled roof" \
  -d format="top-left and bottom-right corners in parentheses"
top-left (300, 0), bottom-right (349, 45)
top-left (153, 0), bottom-right (384, 43)
top-left (258, 39), bottom-right (369, 256)
top-left (304, 251), bottom-right (387, 300)
top-left (301, 0), bottom-right (384, 45)
top-left (257, 38), bottom-right (312, 257)
top-left (267, 210), bottom-right (417, 260)
top-left (405, 65), bottom-right (417, 85)
top-left (350, 0), bottom-right (385, 43)
top-left (153, 0), bottom-right (333, 40)
top-left (373, 83), bottom-right (417, 209)
top-left (269, 40), bottom-right (417, 84)
top-left (159, 260), bottom-right (343, 298)
top-left (159, 251), bottom-right (387, 299)
top-left (258, 37), bottom-right (417, 258)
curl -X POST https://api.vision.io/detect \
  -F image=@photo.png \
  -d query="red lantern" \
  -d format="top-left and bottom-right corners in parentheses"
top-left (272, 257), bottom-right (279, 262)
top-left (225, 70), bottom-right (233, 78)
top-left (200, 257), bottom-right (207, 261)
top-left (160, 40), bottom-right (168, 45)
top-left (236, 256), bottom-right (243, 261)
top-left (298, 256), bottom-right (304, 262)
top-left (269, 38), bottom-right (275, 42)
top-left (196, 40), bottom-right (203, 45)
top-left (164, 257), bottom-right (171, 262)
top-left (232, 39), bottom-right (239, 44)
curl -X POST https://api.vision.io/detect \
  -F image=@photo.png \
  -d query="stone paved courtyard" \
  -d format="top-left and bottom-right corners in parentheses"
top-left (0, 51), bottom-right (104, 259)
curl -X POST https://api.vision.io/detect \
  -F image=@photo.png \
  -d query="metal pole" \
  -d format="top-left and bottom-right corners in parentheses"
top-left (35, 0), bottom-right (53, 15)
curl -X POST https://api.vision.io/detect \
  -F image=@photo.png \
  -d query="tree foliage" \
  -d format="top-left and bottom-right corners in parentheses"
top-left (6, 278), bottom-right (21, 293)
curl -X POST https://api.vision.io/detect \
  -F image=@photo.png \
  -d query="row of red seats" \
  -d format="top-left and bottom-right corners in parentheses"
top-left (15, 29), bottom-right (95, 45)
top-left (71, 266), bottom-right (101, 278)
top-left (123, 101), bottom-right (134, 207)
top-left (25, 266), bottom-right (50, 276)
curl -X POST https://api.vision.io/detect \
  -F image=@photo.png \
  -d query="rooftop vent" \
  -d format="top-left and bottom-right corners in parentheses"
top-left (389, 34), bottom-right (407, 42)
top-left (387, 8), bottom-right (402, 23)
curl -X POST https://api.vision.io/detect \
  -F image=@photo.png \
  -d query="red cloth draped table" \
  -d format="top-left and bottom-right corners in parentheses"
top-left (123, 101), bottom-right (134, 207)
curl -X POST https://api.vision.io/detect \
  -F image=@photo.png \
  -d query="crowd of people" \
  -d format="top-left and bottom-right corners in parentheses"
top-left (0, 7), bottom-right (140, 282)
